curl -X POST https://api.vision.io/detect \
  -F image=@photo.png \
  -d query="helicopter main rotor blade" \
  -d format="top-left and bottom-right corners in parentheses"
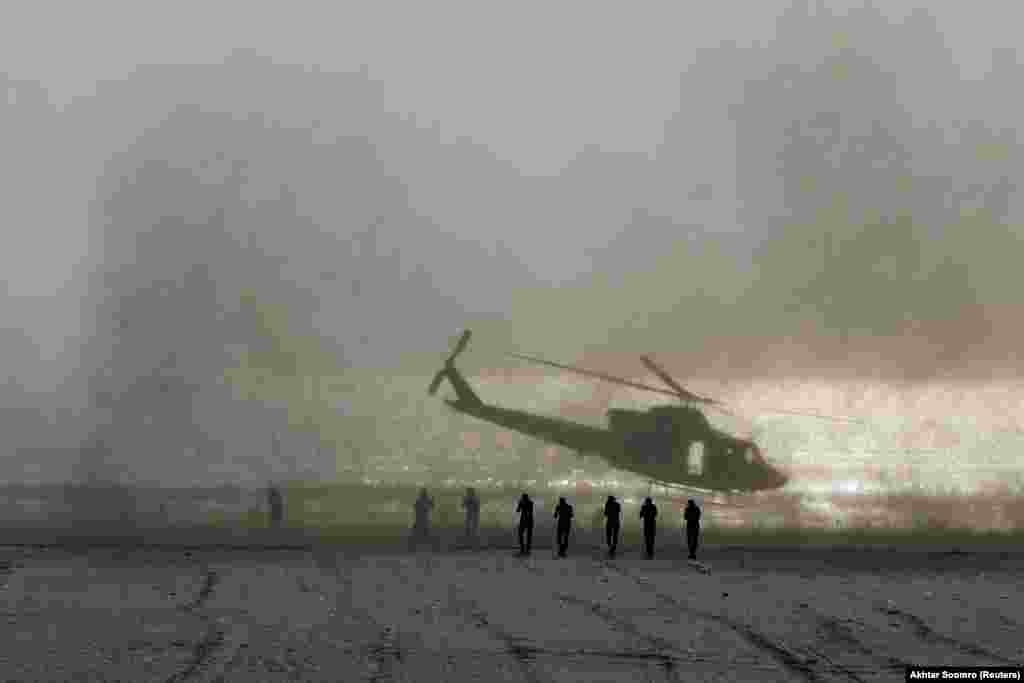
top-left (756, 408), bottom-right (863, 423)
top-left (505, 352), bottom-right (682, 399)
top-left (447, 330), bottom-right (472, 364)
top-left (506, 352), bottom-right (862, 424)
top-left (427, 369), bottom-right (447, 396)
top-left (638, 356), bottom-right (861, 423)
top-left (639, 355), bottom-right (717, 405)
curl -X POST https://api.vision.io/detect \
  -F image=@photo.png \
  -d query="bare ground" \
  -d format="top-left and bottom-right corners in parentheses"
top-left (1, 540), bottom-right (1022, 682)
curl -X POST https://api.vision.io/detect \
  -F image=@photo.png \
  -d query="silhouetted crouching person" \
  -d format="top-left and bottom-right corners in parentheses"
top-left (553, 497), bottom-right (574, 557)
top-left (410, 488), bottom-right (438, 550)
top-left (267, 483), bottom-right (284, 528)
top-left (639, 497), bottom-right (658, 559)
top-left (684, 499), bottom-right (701, 560)
top-left (516, 493), bottom-right (534, 555)
top-left (462, 487), bottom-right (481, 548)
top-left (604, 495), bottom-right (622, 557)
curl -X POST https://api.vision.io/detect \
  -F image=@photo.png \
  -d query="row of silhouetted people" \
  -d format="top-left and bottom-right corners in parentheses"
top-left (411, 488), bottom-right (702, 560)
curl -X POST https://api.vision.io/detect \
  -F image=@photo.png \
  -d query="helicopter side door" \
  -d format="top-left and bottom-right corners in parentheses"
top-left (654, 414), bottom-right (679, 465)
top-left (617, 412), bottom-right (670, 466)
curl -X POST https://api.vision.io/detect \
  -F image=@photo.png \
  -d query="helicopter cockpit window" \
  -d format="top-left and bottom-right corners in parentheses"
top-left (688, 442), bottom-right (704, 476)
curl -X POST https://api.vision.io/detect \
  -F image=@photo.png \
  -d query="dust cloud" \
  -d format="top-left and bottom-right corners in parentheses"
top-left (0, 4), bottom-right (1021, 515)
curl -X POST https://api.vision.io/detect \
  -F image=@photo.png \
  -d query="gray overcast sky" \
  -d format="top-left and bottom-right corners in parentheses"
top-left (1, 0), bottom-right (1022, 363)
top-left (4, 0), bottom-right (1018, 176)
top-left (2, 1), bottom-right (769, 174)
top-left (2, 0), bottom-right (1024, 483)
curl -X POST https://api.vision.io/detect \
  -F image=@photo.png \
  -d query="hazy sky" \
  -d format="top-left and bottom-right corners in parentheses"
top-left (2, 1), bottom-right (1020, 324)
top-left (3, 1), bottom-right (1019, 174)
top-left (4, 2), bottom-right (768, 174)
top-left (2, 0), bottom-right (1024, 485)
top-left (0, 1), bottom-right (1019, 350)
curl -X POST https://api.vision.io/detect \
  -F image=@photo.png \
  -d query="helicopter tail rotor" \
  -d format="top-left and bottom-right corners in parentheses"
top-left (448, 330), bottom-right (472, 363)
top-left (427, 369), bottom-right (447, 396)
top-left (428, 330), bottom-right (472, 395)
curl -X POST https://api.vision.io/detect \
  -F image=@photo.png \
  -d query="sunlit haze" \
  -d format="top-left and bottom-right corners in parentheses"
top-left (2, 1), bottom-right (1023, 532)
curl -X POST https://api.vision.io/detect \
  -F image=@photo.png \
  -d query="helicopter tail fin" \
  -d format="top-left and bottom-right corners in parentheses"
top-left (427, 365), bottom-right (483, 407)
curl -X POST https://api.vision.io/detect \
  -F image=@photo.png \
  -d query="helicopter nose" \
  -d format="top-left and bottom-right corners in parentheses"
top-left (771, 468), bottom-right (789, 489)
top-left (759, 466), bottom-right (789, 490)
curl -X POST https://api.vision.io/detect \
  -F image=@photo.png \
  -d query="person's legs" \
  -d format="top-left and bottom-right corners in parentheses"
top-left (525, 524), bottom-right (533, 554)
top-left (518, 524), bottom-right (526, 554)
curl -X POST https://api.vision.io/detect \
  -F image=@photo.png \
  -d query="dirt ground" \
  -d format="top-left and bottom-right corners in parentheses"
top-left (1, 543), bottom-right (1022, 682)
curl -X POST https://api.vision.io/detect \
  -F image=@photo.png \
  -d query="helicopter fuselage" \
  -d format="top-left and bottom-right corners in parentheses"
top-left (439, 367), bottom-right (788, 493)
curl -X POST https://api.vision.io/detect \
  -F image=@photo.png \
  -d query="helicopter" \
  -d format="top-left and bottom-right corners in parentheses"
top-left (426, 330), bottom-right (852, 495)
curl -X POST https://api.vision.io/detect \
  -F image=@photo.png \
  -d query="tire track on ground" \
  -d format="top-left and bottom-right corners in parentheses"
top-left (0, 557), bottom-right (14, 591)
top-left (445, 557), bottom-right (722, 678)
top-left (180, 569), bottom-right (218, 613)
top-left (999, 614), bottom-right (1022, 630)
top-left (877, 605), bottom-right (1020, 665)
top-left (166, 566), bottom-right (225, 683)
top-left (461, 614), bottom-right (547, 683)
top-left (595, 561), bottom-right (819, 679)
top-left (815, 613), bottom-right (910, 674)
top-left (446, 567), bottom-right (779, 676)
top-left (365, 627), bottom-right (404, 683)
top-left (406, 555), bottom-right (547, 683)
top-left (311, 553), bottom-right (405, 683)
top-left (316, 553), bottom-right (537, 683)
top-left (552, 590), bottom-right (682, 682)
top-left (522, 559), bottom-right (697, 681)
top-left (597, 561), bottom-right (827, 683)
top-left (166, 623), bottom-right (226, 683)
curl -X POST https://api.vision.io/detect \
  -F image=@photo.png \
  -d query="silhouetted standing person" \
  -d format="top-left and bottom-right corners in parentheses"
top-left (462, 487), bottom-right (481, 548)
top-left (684, 499), bottom-right (701, 560)
top-left (410, 488), bottom-right (436, 550)
top-left (515, 493), bottom-right (534, 555)
top-left (604, 495), bottom-right (622, 557)
top-left (639, 497), bottom-right (658, 559)
top-left (553, 497), bottom-right (574, 557)
top-left (267, 483), bottom-right (284, 528)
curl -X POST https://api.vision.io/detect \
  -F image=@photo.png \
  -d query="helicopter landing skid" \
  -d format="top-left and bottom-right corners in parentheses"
top-left (644, 478), bottom-right (714, 496)
top-left (642, 479), bottom-right (759, 508)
